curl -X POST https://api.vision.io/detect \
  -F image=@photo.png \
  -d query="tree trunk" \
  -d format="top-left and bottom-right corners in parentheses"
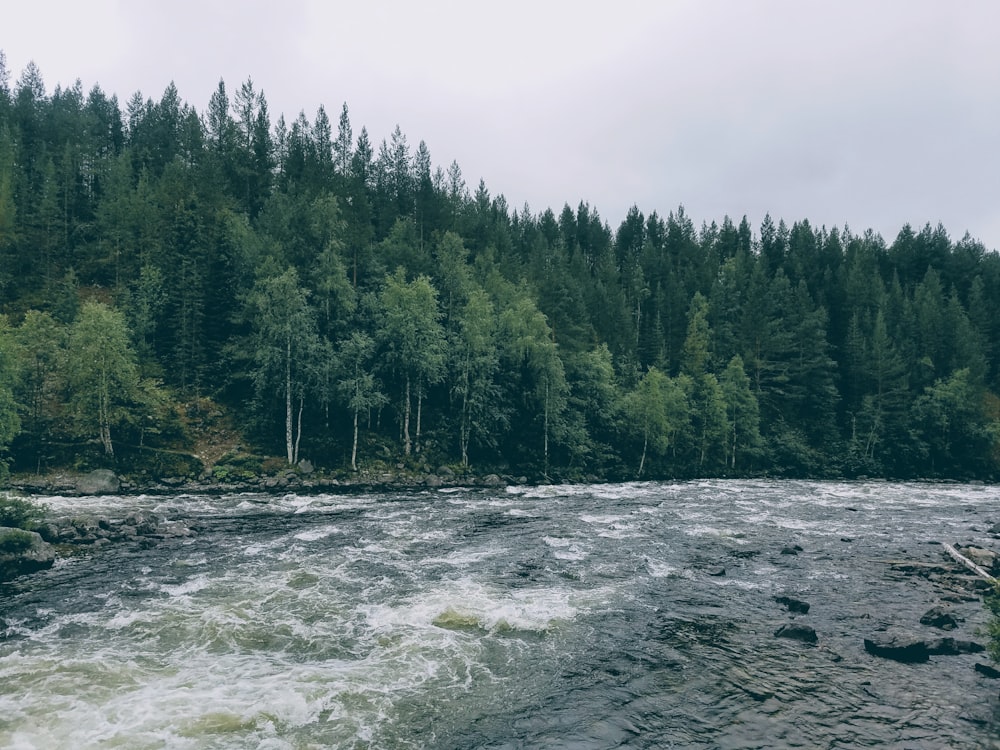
top-left (403, 375), bottom-right (411, 456)
top-left (351, 408), bottom-right (359, 471)
top-left (99, 383), bottom-right (114, 456)
top-left (293, 395), bottom-right (304, 465)
top-left (543, 379), bottom-right (550, 480)
top-left (415, 381), bottom-right (423, 454)
top-left (285, 336), bottom-right (294, 464)
top-left (638, 433), bottom-right (647, 479)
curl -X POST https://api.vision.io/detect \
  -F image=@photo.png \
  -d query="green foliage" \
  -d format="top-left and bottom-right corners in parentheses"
top-left (0, 527), bottom-right (35, 554)
top-left (64, 300), bottom-right (141, 456)
top-left (0, 496), bottom-right (40, 529)
top-left (986, 585), bottom-right (1000, 664)
top-left (0, 62), bottom-right (998, 481)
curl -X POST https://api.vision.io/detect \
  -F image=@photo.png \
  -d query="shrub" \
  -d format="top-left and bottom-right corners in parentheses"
top-left (0, 528), bottom-right (35, 554)
top-left (0, 496), bottom-right (41, 530)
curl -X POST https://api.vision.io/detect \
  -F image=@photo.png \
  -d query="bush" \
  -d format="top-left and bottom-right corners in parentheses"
top-left (0, 528), bottom-right (35, 554)
top-left (0, 496), bottom-right (41, 530)
top-left (986, 585), bottom-right (1000, 663)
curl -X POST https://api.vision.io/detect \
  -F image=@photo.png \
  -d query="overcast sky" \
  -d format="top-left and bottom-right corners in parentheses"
top-left (4, 0), bottom-right (999, 250)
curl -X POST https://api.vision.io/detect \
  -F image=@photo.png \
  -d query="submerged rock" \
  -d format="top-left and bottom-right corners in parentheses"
top-left (920, 605), bottom-right (962, 630)
top-left (0, 527), bottom-right (56, 581)
top-left (864, 634), bottom-right (929, 663)
top-left (775, 623), bottom-right (818, 643)
top-left (925, 637), bottom-right (984, 656)
top-left (775, 595), bottom-right (810, 614)
top-left (975, 662), bottom-right (1000, 679)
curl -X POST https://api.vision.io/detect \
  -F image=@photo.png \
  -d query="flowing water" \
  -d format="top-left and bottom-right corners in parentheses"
top-left (2, 480), bottom-right (1000, 749)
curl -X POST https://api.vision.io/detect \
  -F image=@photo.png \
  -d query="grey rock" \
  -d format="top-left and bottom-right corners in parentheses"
top-left (775, 623), bottom-right (818, 643)
top-left (926, 637), bottom-right (985, 656)
top-left (75, 469), bottom-right (120, 495)
top-left (975, 662), bottom-right (1000, 679)
top-left (297, 459), bottom-right (314, 475)
top-left (482, 474), bottom-right (504, 487)
top-left (775, 595), bottom-right (810, 614)
top-left (920, 605), bottom-right (962, 630)
top-left (0, 527), bottom-right (56, 581)
top-left (706, 566), bottom-right (727, 577)
top-left (123, 510), bottom-right (161, 536)
top-left (863, 634), bottom-right (929, 663)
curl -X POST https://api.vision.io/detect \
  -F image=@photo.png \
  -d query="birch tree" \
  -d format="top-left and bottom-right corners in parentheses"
top-left (337, 331), bottom-right (387, 471)
top-left (376, 269), bottom-right (446, 455)
top-left (246, 267), bottom-right (322, 465)
top-left (65, 301), bottom-right (140, 456)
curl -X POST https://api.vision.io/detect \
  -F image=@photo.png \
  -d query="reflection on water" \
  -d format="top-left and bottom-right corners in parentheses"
top-left (2, 480), bottom-right (1000, 748)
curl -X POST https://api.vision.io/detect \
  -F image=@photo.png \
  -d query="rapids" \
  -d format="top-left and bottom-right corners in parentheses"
top-left (2, 480), bottom-right (1000, 748)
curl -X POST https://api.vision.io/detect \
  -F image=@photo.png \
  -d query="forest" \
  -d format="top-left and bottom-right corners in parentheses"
top-left (0, 52), bottom-right (999, 483)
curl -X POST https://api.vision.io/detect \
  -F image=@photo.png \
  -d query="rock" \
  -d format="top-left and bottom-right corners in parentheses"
top-left (920, 605), bottom-right (962, 630)
top-left (775, 595), bottom-right (810, 614)
top-left (975, 662), bottom-right (1000, 679)
top-left (123, 510), bottom-right (161, 536)
top-left (958, 545), bottom-right (1000, 575)
top-left (75, 469), bottom-right (120, 495)
top-left (425, 474), bottom-right (443, 488)
top-left (0, 527), bottom-right (56, 581)
top-left (437, 465), bottom-right (455, 478)
top-left (780, 544), bottom-right (803, 555)
top-left (926, 637), bottom-right (985, 656)
top-left (775, 623), bottom-right (818, 643)
top-left (297, 459), bottom-right (314, 475)
top-left (706, 566), bottom-right (726, 577)
top-left (863, 634), bottom-right (929, 663)
top-left (482, 474), bottom-right (504, 487)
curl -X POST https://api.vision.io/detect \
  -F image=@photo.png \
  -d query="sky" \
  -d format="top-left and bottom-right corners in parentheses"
top-left (4, 0), bottom-right (1000, 250)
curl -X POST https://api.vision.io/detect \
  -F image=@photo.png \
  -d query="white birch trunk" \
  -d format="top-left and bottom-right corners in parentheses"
top-left (403, 375), bottom-right (411, 456)
top-left (285, 335), bottom-right (294, 465)
top-left (352, 408), bottom-right (359, 471)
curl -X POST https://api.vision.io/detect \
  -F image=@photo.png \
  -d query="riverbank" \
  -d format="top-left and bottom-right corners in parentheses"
top-left (6, 465), bottom-right (525, 498)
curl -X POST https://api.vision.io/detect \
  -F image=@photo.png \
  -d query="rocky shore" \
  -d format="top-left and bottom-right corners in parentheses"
top-left (8, 466), bottom-right (522, 498)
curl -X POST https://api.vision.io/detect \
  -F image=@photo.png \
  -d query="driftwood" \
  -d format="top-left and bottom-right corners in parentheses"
top-left (941, 543), bottom-right (997, 583)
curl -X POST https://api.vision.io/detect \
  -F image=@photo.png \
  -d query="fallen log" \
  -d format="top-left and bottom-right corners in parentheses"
top-left (942, 543), bottom-right (997, 584)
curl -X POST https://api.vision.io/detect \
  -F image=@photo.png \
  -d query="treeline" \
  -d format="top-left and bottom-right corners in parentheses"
top-left (0, 53), bottom-right (998, 482)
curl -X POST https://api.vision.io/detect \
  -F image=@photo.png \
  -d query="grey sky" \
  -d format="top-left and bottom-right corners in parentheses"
top-left (5, 0), bottom-right (999, 250)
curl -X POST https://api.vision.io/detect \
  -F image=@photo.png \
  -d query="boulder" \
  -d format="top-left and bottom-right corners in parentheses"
top-left (775, 595), bottom-right (810, 614)
top-left (75, 469), bottom-right (120, 495)
top-left (705, 566), bottom-right (726, 577)
top-left (975, 662), bottom-right (1000, 679)
top-left (123, 510), bottom-right (162, 536)
top-left (0, 527), bottom-right (56, 581)
top-left (482, 474), bottom-right (504, 487)
top-left (863, 634), bottom-right (929, 663)
top-left (920, 605), bottom-right (962, 630)
top-left (958, 545), bottom-right (1000, 576)
top-left (926, 637), bottom-right (985, 656)
top-left (775, 623), bottom-right (818, 644)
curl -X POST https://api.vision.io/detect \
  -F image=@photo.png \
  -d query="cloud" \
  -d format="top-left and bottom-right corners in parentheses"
top-left (3, 0), bottom-right (999, 248)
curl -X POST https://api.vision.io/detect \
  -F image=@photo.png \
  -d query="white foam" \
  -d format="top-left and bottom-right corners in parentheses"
top-left (293, 525), bottom-right (342, 542)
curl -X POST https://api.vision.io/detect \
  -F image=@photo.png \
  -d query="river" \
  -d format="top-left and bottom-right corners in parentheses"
top-left (2, 480), bottom-right (999, 748)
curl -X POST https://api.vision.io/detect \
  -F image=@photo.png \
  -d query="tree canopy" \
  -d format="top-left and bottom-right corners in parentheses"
top-left (1, 55), bottom-right (999, 481)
